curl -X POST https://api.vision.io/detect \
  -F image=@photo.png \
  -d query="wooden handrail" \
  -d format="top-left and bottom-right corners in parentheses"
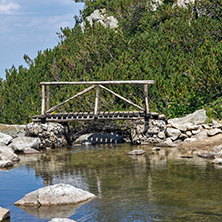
top-left (40, 80), bottom-right (154, 115)
top-left (40, 80), bottom-right (155, 85)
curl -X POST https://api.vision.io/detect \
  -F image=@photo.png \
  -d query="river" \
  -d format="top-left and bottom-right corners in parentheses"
top-left (1, 143), bottom-right (222, 222)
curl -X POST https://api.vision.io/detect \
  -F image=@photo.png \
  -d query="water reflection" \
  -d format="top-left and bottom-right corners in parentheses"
top-left (10, 143), bottom-right (222, 221)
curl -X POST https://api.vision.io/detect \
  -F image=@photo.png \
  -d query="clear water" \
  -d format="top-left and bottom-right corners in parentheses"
top-left (1, 143), bottom-right (222, 222)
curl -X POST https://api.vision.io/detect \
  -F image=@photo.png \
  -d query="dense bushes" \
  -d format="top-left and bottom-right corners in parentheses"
top-left (0, 0), bottom-right (221, 124)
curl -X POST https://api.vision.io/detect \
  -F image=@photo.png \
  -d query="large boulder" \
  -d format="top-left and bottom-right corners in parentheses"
top-left (0, 132), bottom-right (12, 145)
top-left (0, 207), bottom-right (10, 221)
top-left (0, 124), bottom-right (26, 138)
top-left (14, 183), bottom-right (95, 206)
top-left (168, 109), bottom-right (208, 126)
top-left (0, 156), bottom-right (13, 168)
top-left (0, 144), bottom-right (20, 162)
top-left (9, 137), bottom-right (40, 152)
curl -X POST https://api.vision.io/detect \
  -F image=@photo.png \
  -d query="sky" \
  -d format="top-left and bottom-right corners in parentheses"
top-left (0, 0), bottom-right (84, 79)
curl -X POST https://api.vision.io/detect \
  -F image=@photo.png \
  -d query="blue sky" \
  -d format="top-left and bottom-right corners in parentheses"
top-left (0, 0), bottom-right (84, 79)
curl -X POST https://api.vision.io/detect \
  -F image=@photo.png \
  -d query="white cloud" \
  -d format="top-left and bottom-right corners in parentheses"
top-left (0, 0), bottom-right (20, 14)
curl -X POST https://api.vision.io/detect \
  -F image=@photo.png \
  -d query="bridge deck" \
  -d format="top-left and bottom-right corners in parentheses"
top-left (32, 111), bottom-right (166, 122)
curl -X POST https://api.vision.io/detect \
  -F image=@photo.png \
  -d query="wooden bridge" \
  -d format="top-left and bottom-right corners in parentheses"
top-left (32, 80), bottom-right (166, 123)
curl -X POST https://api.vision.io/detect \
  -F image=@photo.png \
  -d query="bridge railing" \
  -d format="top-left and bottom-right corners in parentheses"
top-left (40, 80), bottom-right (155, 117)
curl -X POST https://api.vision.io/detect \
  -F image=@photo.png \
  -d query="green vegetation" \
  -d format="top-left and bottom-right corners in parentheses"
top-left (0, 0), bottom-right (221, 124)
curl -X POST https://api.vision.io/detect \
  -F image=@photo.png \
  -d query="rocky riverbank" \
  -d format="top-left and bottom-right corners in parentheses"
top-left (1, 109), bottom-right (222, 169)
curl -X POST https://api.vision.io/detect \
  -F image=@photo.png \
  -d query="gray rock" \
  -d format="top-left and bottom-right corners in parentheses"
top-left (207, 128), bottom-right (222, 137)
top-left (202, 124), bottom-right (211, 130)
top-left (192, 129), bottom-right (200, 135)
top-left (173, 0), bottom-right (195, 8)
top-left (166, 128), bottom-right (181, 141)
top-left (26, 122), bottom-right (68, 148)
top-left (14, 183), bottom-right (95, 206)
top-left (193, 131), bottom-right (208, 140)
top-left (171, 124), bottom-right (187, 132)
top-left (0, 206), bottom-right (10, 221)
top-left (185, 123), bottom-right (199, 131)
top-left (152, 147), bottom-right (160, 151)
top-left (0, 124), bottom-right (26, 138)
top-left (158, 138), bottom-right (176, 147)
top-left (212, 144), bottom-right (222, 153)
top-left (213, 158), bottom-right (222, 164)
top-left (81, 9), bottom-right (118, 32)
top-left (49, 219), bottom-right (76, 222)
top-left (198, 152), bottom-right (215, 159)
top-left (214, 151), bottom-right (222, 159)
top-left (9, 137), bottom-right (40, 152)
top-left (0, 145), bottom-right (20, 162)
top-left (168, 109), bottom-right (208, 125)
top-left (127, 150), bottom-right (145, 155)
top-left (158, 131), bottom-right (166, 140)
top-left (23, 148), bottom-right (40, 154)
top-left (178, 133), bottom-right (188, 140)
top-left (0, 132), bottom-right (12, 145)
top-left (0, 156), bottom-right (13, 168)
top-left (184, 138), bottom-right (197, 143)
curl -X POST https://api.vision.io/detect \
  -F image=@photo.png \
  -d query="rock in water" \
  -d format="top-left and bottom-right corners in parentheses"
top-left (14, 183), bottom-right (95, 206)
top-left (127, 150), bottom-right (145, 155)
top-left (49, 219), bottom-right (76, 222)
top-left (0, 206), bottom-right (10, 221)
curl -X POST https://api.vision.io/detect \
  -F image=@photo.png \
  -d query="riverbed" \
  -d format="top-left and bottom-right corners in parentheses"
top-left (1, 143), bottom-right (222, 222)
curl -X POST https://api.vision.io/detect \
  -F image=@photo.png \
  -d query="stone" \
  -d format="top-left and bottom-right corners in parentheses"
top-left (193, 131), bottom-right (208, 140)
top-left (0, 207), bottom-right (10, 221)
top-left (158, 131), bottom-right (166, 140)
top-left (171, 124), bottom-right (187, 132)
top-left (201, 124), bottom-right (211, 130)
top-left (214, 151), bottom-right (222, 159)
top-left (166, 128), bottom-right (181, 141)
top-left (127, 150), bottom-right (145, 155)
top-left (0, 145), bottom-right (20, 162)
top-left (9, 137), bottom-right (41, 152)
top-left (207, 128), bottom-right (222, 137)
top-left (26, 122), bottom-right (69, 148)
top-left (178, 133), bottom-right (188, 140)
top-left (0, 132), bottom-right (12, 145)
top-left (49, 219), bottom-right (76, 222)
top-left (0, 156), bottom-right (13, 168)
top-left (0, 124), bottom-right (26, 138)
top-left (213, 158), bottom-right (222, 164)
top-left (173, 0), bottom-right (195, 8)
top-left (14, 183), bottom-right (95, 206)
top-left (185, 131), bottom-right (192, 137)
top-left (212, 144), bottom-right (222, 153)
top-left (192, 129), bottom-right (200, 135)
top-left (184, 138), bottom-right (197, 143)
top-left (81, 9), bottom-right (118, 32)
top-left (23, 148), bottom-right (40, 154)
top-left (152, 147), bottom-right (160, 151)
top-left (158, 138), bottom-right (176, 147)
top-left (198, 152), bottom-right (215, 159)
top-left (168, 109), bottom-right (208, 125)
top-left (185, 123), bottom-right (199, 131)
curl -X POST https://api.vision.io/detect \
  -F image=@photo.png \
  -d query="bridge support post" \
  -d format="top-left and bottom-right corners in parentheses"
top-left (46, 85), bottom-right (50, 111)
top-left (94, 85), bottom-right (100, 116)
top-left (41, 84), bottom-right (45, 115)
top-left (144, 84), bottom-right (149, 116)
